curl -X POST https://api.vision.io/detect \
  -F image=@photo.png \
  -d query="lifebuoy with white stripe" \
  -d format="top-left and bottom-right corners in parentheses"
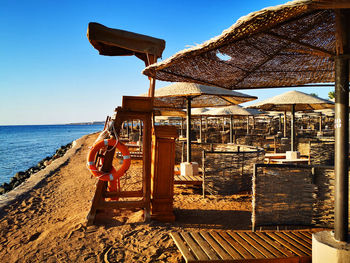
top-left (87, 138), bottom-right (131, 181)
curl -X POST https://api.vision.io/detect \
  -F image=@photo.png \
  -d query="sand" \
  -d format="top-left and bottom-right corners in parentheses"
top-left (0, 133), bottom-right (251, 263)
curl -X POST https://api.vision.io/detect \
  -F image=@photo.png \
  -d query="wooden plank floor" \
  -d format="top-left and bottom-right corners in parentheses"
top-left (174, 175), bottom-right (203, 185)
top-left (171, 230), bottom-right (312, 262)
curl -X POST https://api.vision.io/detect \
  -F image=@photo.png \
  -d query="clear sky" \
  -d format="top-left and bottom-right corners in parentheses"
top-left (0, 0), bottom-right (335, 125)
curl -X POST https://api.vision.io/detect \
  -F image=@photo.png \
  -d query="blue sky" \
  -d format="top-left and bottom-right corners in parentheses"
top-left (0, 0), bottom-right (334, 125)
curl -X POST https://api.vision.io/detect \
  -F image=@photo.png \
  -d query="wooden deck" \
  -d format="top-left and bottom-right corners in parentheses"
top-left (174, 175), bottom-right (203, 185)
top-left (171, 230), bottom-right (312, 262)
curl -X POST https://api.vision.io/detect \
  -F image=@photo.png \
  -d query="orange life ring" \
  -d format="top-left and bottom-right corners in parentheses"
top-left (87, 138), bottom-right (131, 181)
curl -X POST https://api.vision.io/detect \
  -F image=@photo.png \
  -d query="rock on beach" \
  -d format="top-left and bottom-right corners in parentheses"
top-left (0, 142), bottom-right (73, 195)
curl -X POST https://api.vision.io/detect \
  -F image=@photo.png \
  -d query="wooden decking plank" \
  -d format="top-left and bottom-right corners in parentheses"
top-left (228, 231), bottom-right (264, 259)
top-left (275, 232), bottom-right (311, 254)
top-left (170, 233), bottom-right (196, 263)
top-left (254, 232), bottom-right (294, 257)
top-left (182, 232), bottom-right (208, 261)
top-left (210, 232), bottom-right (242, 260)
top-left (290, 231), bottom-right (312, 245)
top-left (239, 232), bottom-right (277, 258)
top-left (283, 232), bottom-right (312, 249)
top-left (220, 232), bottom-right (253, 259)
top-left (266, 232), bottom-right (309, 257)
top-left (200, 232), bottom-right (232, 260)
top-left (246, 232), bottom-right (286, 258)
top-left (191, 232), bottom-right (220, 260)
top-left (175, 176), bottom-right (184, 181)
top-left (298, 231), bottom-right (312, 239)
top-left (174, 175), bottom-right (202, 185)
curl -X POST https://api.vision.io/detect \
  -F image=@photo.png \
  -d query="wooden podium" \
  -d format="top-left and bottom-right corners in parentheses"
top-left (150, 126), bottom-right (178, 222)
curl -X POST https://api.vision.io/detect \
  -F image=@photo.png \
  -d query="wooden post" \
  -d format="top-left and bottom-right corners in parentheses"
top-left (180, 117), bottom-right (184, 137)
top-left (222, 116), bottom-right (225, 132)
top-left (147, 54), bottom-right (157, 98)
top-left (284, 110), bottom-right (287, 137)
top-left (199, 116), bottom-right (203, 143)
top-left (246, 116), bottom-right (249, 135)
top-left (202, 150), bottom-right (206, 198)
top-left (291, 104), bottom-right (295, 152)
top-left (151, 126), bottom-right (178, 222)
top-left (279, 114), bottom-right (282, 132)
top-left (230, 115), bottom-right (233, 144)
top-left (143, 112), bottom-right (152, 221)
top-left (139, 120), bottom-right (142, 145)
top-left (186, 97), bottom-right (192, 162)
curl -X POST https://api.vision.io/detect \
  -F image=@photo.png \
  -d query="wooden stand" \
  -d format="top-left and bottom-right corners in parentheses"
top-left (150, 126), bottom-right (178, 222)
top-left (87, 96), bottom-right (153, 225)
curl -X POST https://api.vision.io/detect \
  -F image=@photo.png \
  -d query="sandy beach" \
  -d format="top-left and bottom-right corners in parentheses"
top-left (0, 132), bottom-right (251, 263)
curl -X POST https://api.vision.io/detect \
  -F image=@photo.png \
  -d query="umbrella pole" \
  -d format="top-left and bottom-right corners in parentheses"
top-left (199, 116), bottom-right (202, 142)
top-left (284, 110), bottom-right (287, 137)
top-left (334, 9), bottom-right (350, 241)
top-left (246, 116), bottom-right (249, 135)
top-left (186, 97), bottom-right (192, 162)
top-left (222, 117), bottom-right (225, 132)
top-left (291, 105), bottom-right (295, 151)
top-left (180, 117), bottom-right (184, 137)
top-left (279, 114), bottom-right (282, 132)
top-left (230, 115), bottom-right (233, 143)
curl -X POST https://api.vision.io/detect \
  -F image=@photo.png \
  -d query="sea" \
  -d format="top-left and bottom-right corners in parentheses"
top-left (0, 124), bottom-right (104, 185)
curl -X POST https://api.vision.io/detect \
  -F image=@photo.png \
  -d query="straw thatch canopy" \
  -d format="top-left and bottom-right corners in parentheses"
top-left (143, 0), bottom-right (350, 89)
top-left (245, 108), bottom-right (265, 115)
top-left (87, 22), bottom-right (166, 65)
top-left (145, 82), bottom-right (257, 109)
top-left (153, 108), bottom-right (186, 117)
top-left (247, 90), bottom-right (334, 111)
top-left (191, 108), bottom-right (210, 116)
top-left (206, 105), bottom-right (252, 116)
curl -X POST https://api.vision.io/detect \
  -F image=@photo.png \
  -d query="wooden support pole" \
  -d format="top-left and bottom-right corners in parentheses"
top-left (186, 97), bottom-right (192, 162)
top-left (230, 115), bottom-right (233, 144)
top-left (246, 116), bottom-right (249, 135)
top-left (199, 116), bottom-right (202, 142)
top-left (291, 104), bottom-right (295, 152)
top-left (284, 110), bottom-right (287, 138)
top-left (279, 114), bottom-right (282, 132)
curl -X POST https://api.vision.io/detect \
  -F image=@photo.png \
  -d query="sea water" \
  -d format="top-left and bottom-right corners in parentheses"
top-left (0, 124), bottom-right (104, 185)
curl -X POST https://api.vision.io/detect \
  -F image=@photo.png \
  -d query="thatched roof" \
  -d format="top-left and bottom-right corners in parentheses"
top-left (191, 108), bottom-right (210, 115)
top-left (206, 105), bottom-right (252, 116)
top-left (247, 90), bottom-right (334, 111)
top-left (87, 22), bottom-right (165, 64)
top-left (141, 82), bottom-right (257, 109)
top-left (143, 0), bottom-right (350, 89)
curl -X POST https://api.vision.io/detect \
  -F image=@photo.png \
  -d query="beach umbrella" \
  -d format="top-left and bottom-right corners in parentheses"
top-left (206, 105), bottom-right (253, 143)
top-left (142, 0), bottom-right (350, 240)
top-left (247, 90), bottom-right (334, 151)
top-left (145, 82), bottom-right (257, 162)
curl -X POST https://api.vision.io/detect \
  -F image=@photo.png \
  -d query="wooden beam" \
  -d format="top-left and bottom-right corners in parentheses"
top-left (266, 31), bottom-right (335, 57)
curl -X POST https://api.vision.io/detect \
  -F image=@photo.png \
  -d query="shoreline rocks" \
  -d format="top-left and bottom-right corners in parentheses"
top-left (0, 142), bottom-right (73, 195)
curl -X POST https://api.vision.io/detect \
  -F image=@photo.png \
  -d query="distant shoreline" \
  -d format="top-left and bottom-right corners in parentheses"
top-left (0, 122), bottom-right (104, 126)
